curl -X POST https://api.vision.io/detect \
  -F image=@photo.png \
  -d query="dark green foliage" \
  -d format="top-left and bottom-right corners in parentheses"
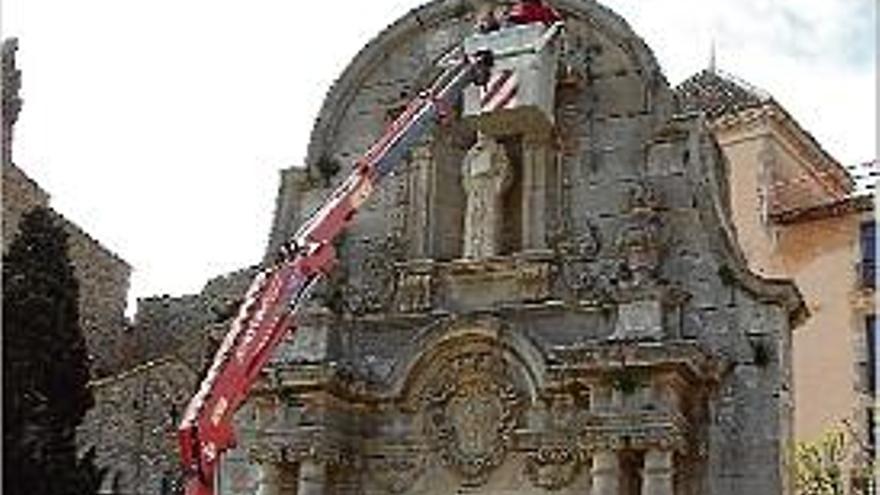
top-left (3, 207), bottom-right (105, 494)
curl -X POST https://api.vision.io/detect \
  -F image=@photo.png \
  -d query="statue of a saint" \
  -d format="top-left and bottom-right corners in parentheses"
top-left (462, 133), bottom-right (513, 259)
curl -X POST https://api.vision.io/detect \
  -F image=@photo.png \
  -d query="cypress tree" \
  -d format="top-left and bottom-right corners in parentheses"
top-left (3, 207), bottom-right (105, 494)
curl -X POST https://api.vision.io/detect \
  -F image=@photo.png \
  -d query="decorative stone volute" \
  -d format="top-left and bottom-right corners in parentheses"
top-left (616, 182), bottom-right (664, 291)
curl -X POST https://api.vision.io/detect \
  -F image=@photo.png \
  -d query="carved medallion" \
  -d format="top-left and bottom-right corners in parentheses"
top-left (343, 234), bottom-right (405, 314)
top-left (421, 351), bottom-right (522, 485)
top-left (554, 220), bottom-right (608, 299)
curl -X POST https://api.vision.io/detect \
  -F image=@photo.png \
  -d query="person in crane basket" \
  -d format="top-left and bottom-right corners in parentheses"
top-left (505, 0), bottom-right (562, 26)
top-left (477, 6), bottom-right (502, 33)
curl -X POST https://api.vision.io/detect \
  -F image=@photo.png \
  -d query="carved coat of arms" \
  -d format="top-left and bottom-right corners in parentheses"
top-left (421, 351), bottom-right (522, 485)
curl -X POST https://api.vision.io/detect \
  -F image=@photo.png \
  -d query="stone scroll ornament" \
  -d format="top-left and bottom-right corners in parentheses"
top-left (342, 234), bottom-right (405, 314)
top-left (555, 220), bottom-right (605, 298)
top-left (616, 182), bottom-right (664, 289)
top-left (421, 350), bottom-right (523, 485)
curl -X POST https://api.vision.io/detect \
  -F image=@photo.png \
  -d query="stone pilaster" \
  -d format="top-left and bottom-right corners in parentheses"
top-left (256, 461), bottom-right (297, 495)
top-left (590, 451), bottom-right (619, 495)
top-left (297, 457), bottom-right (327, 495)
top-left (521, 133), bottom-right (554, 252)
top-left (641, 449), bottom-right (674, 495)
top-left (407, 144), bottom-right (433, 258)
top-left (591, 382), bottom-right (612, 412)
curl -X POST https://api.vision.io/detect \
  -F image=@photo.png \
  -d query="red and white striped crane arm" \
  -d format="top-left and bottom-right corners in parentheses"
top-left (177, 49), bottom-right (492, 495)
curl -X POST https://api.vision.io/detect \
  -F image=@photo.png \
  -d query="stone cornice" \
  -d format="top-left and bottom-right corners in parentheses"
top-left (548, 340), bottom-right (723, 385)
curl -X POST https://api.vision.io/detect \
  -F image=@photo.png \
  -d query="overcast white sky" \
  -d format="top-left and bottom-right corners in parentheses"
top-left (2, 0), bottom-right (876, 312)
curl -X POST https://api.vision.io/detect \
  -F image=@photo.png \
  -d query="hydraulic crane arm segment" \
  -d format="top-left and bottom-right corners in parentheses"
top-left (178, 50), bottom-right (491, 495)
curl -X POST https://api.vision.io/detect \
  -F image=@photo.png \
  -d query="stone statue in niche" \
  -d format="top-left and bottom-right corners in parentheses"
top-left (462, 133), bottom-right (513, 259)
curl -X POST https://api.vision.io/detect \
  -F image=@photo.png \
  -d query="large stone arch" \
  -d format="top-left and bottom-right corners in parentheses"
top-left (389, 315), bottom-right (549, 401)
top-left (360, 316), bottom-right (581, 493)
top-left (303, 0), bottom-right (668, 170)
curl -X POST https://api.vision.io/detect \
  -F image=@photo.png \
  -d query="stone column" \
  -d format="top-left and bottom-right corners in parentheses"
top-left (610, 387), bottom-right (625, 411)
top-left (407, 144), bottom-right (433, 258)
top-left (297, 457), bottom-right (327, 495)
top-left (520, 133), bottom-right (554, 252)
top-left (590, 450), bottom-right (619, 495)
top-left (641, 449), bottom-right (674, 495)
top-left (256, 461), bottom-right (297, 495)
top-left (590, 382), bottom-right (614, 413)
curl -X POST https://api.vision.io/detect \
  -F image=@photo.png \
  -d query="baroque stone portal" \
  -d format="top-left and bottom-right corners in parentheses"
top-left (228, 1), bottom-right (806, 494)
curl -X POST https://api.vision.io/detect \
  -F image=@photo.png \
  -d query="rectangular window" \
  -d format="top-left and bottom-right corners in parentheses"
top-left (861, 221), bottom-right (876, 289)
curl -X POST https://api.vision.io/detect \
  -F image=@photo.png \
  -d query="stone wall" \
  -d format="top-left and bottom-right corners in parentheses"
top-left (74, 265), bottom-right (260, 495)
top-left (79, 357), bottom-right (198, 495)
top-left (129, 266), bottom-right (258, 371)
top-left (63, 220), bottom-right (132, 376)
top-left (3, 162), bottom-right (132, 377)
top-left (2, 162), bottom-right (50, 249)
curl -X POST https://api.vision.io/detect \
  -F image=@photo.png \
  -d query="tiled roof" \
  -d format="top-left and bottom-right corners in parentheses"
top-left (674, 69), bottom-right (771, 118)
top-left (675, 68), bottom-right (856, 197)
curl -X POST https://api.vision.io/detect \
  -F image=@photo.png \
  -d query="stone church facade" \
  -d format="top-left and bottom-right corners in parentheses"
top-left (0, 1), bottom-right (809, 493)
top-left (215, 1), bottom-right (806, 494)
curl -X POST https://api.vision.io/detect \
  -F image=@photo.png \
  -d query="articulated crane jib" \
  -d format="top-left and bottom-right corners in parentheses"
top-left (176, 47), bottom-right (494, 495)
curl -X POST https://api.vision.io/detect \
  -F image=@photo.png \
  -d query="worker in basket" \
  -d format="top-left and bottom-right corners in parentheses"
top-left (477, 6), bottom-right (502, 33)
top-left (505, 0), bottom-right (561, 26)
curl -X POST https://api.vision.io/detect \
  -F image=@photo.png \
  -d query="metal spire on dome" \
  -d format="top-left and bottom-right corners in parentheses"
top-left (709, 39), bottom-right (717, 73)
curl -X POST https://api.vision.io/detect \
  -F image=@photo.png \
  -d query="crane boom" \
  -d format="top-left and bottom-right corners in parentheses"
top-left (177, 49), bottom-right (492, 495)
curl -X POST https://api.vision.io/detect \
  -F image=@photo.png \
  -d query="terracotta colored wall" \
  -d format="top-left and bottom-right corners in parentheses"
top-left (714, 125), bottom-right (783, 278)
top-left (715, 119), bottom-right (864, 445)
top-left (777, 215), bottom-right (861, 441)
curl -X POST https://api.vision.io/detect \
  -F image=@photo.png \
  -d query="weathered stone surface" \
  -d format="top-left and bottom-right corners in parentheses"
top-left (78, 357), bottom-right (198, 494)
top-left (239, 2), bottom-right (804, 494)
top-left (68, 2), bottom-right (805, 494)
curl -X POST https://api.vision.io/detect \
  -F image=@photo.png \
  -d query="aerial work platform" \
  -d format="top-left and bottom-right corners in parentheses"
top-left (462, 22), bottom-right (563, 137)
